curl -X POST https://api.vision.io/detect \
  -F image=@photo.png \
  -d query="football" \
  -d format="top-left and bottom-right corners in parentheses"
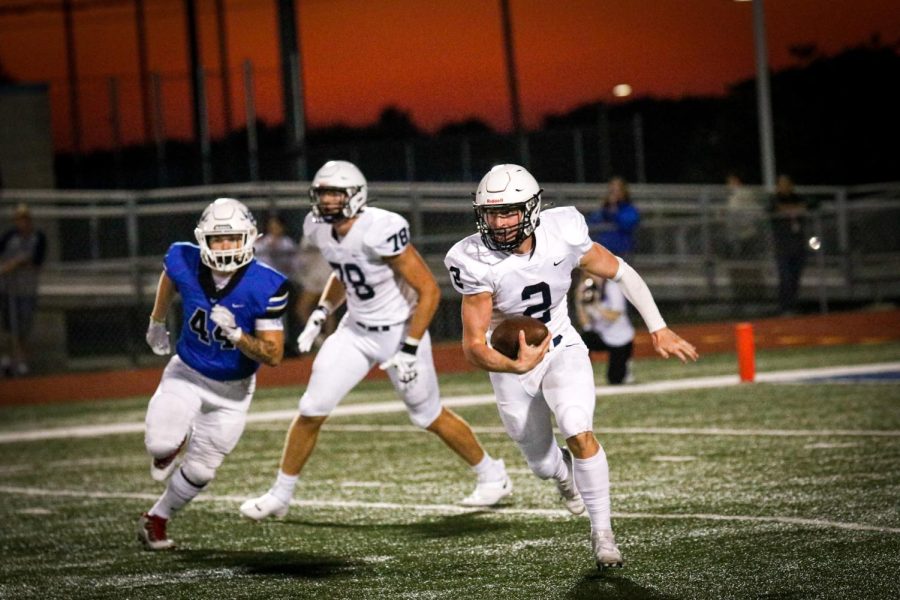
top-left (490, 316), bottom-right (549, 359)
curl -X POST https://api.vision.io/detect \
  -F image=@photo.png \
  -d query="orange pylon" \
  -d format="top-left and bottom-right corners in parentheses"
top-left (736, 322), bottom-right (756, 383)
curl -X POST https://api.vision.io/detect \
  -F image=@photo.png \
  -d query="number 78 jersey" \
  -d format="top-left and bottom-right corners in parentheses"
top-left (303, 207), bottom-right (417, 326)
top-left (443, 207), bottom-right (594, 338)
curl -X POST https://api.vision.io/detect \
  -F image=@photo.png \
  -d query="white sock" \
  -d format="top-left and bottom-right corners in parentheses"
top-left (573, 447), bottom-right (612, 532)
top-left (471, 453), bottom-right (504, 482)
top-left (149, 468), bottom-right (205, 520)
top-left (270, 470), bottom-right (299, 504)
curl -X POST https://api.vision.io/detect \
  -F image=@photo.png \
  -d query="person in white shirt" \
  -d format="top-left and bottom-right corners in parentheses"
top-left (240, 161), bottom-right (512, 522)
top-left (575, 275), bottom-right (635, 384)
top-left (445, 164), bottom-right (698, 571)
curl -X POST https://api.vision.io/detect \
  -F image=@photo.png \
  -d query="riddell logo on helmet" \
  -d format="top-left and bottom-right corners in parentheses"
top-left (486, 198), bottom-right (504, 204)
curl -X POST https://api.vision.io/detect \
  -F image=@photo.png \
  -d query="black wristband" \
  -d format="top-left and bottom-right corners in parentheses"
top-left (400, 342), bottom-right (418, 355)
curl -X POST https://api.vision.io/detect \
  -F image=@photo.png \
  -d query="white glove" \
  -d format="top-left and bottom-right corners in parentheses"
top-left (210, 305), bottom-right (243, 344)
top-left (379, 339), bottom-right (419, 386)
top-left (146, 317), bottom-right (171, 356)
top-left (297, 305), bottom-right (329, 353)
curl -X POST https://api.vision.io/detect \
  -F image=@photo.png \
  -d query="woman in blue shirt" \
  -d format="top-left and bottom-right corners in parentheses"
top-left (585, 177), bottom-right (640, 258)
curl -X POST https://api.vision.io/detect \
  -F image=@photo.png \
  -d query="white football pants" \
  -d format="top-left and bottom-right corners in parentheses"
top-left (144, 355), bottom-right (254, 485)
top-left (489, 340), bottom-right (596, 478)
top-left (299, 317), bottom-right (442, 428)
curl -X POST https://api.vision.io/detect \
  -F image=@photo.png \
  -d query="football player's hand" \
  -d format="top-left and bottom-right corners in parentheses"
top-left (651, 327), bottom-right (698, 363)
top-left (211, 305), bottom-right (243, 344)
top-left (512, 330), bottom-right (551, 374)
top-left (146, 317), bottom-right (171, 356)
top-left (297, 306), bottom-right (329, 353)
top-left (379, 350), bottom-right (418, 386)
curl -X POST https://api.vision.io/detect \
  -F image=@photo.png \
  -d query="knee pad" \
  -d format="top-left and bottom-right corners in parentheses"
top-left (407, 401), bottom-right (442, 429)
top-left (145, 435), bottom-right (183, 460)
top-left (556, 405), bottom-right (592, 440)
top-left (527, 451), bottom-right (560, 480)
top-left (298, 391), bottom-right (334, 418)
top-left (180, 460), bottom-right (216, 487)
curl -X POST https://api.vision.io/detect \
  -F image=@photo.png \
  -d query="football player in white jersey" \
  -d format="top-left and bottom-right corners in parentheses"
top-left (139, 198), bottom-right (290, 550)
top-left (444, 164), bottom-right (698, 571)
top-left (240, 160), bottom-right (511, 521)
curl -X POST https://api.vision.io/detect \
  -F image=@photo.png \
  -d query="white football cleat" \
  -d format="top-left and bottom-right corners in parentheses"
top-left (591, 528), bottom-right (625, 570)
top-left (239, 492), bottom-right (290, 521)
top-left (555, 448), bottom-right (586, 515)
top-left (150, 432), bottom-right (189, 483)
top-left (460, 461), bottom-right (513, 507)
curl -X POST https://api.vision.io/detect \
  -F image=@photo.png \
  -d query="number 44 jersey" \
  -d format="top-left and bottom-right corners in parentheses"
top-left (303, 207), bottom-right (417, 326)
top-left (444, 206), bottom-right (594, 340)
top-left (165, 243), bottom-right (290, 381)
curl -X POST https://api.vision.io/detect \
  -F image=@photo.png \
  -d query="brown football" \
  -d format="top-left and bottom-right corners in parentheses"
top-left (490, 316), bottom-right (550, 359)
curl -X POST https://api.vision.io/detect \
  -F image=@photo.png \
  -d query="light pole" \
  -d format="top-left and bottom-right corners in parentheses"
top-left (739, 0), bottom-right (777, 188)
top-left (613, 84), bottom-right (646, 183)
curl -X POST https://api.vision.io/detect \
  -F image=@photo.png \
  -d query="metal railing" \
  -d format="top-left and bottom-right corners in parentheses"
top-left (1, 182), bottom-right (898, 373)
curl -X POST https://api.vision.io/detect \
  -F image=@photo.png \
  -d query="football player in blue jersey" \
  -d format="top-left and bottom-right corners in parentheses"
top-left (137, 198), bottom-right (290, 550)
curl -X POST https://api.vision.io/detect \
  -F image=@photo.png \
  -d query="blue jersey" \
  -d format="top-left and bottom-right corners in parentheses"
top-left (164, 243), bottom-right (289, 381)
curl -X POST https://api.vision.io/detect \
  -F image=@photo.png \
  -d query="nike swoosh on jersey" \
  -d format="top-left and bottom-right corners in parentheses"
top-left (553, 259), bottom-right (565, 266)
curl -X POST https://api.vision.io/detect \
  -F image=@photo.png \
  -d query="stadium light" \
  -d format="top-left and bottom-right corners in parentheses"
top-left (612, 84), bottom-right (633, 98)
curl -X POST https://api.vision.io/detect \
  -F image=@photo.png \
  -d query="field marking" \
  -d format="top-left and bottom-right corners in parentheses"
top-left (1, 361), bottom-right (898, 445)
top-left (1, 484), bottom-right (898, 535)
top-left (317, 424), bottom-right (900, 438)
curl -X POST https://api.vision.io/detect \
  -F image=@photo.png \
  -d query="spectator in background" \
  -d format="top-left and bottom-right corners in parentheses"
top-left (769, 174), bottom-right (817, 315)
top-left (724, 173), bottom-right (765, 309)
top-left (255, 213), bottom-right (303, 352)
top-left (0, 204), bottom-right (47, 377)
top-left (725, 173), bottom-right (761, 257)
top-left (574, 275), bottom-right (635, 385)
top-left (254, 213), bottom-right (300, 280)
top-left (585, 176), bottom-right (640, 259)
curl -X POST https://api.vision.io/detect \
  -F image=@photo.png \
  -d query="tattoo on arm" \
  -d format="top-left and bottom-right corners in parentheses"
top-left (235, 334), bottom-right (280, 366)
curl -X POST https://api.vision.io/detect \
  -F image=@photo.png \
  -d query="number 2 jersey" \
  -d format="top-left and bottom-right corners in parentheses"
top-left (443, 206), bottom-right (594, 343)
top-left (302, 207), bottom-right (417, 326)
top-left (164, 242), bottom-right (290, 381)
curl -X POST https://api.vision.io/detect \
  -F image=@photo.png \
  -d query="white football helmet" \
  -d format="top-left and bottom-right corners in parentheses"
top-left (309, 160), bottom-right (367, 223)
top-left (473, 164), bottom-right (542, 252)
top-left (194, 198), bottom-right (259, 272)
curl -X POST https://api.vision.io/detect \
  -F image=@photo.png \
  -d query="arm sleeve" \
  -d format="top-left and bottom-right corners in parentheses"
top-left (264, 280), bottom-right (291, 319)
top-left (612, 257), bottom-right (666, 332)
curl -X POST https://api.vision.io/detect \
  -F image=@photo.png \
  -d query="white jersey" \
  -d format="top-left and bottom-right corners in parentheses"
top-left (584, 279), bottom-right (635, 347)
top-left (444, 207), bottom-right (593, 343)
top-left (303, 207), bottom-right (417, 326)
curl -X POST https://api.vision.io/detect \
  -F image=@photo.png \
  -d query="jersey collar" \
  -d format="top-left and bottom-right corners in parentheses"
top-left (199, 261), bottom-right (251, 301)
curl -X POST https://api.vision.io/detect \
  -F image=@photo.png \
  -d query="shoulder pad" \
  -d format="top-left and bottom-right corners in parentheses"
top-left (362, 209), bottom-right (411, 257)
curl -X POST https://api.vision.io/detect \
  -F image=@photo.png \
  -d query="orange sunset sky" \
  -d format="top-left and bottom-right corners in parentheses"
top-left (0, 0), bottom-right (897, 152)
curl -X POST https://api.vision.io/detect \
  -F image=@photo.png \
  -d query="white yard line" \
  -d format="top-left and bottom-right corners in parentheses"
top-left (1, 361), bottom-right (898, 444)
top-left (1, 484), bottom-right (898, 535)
